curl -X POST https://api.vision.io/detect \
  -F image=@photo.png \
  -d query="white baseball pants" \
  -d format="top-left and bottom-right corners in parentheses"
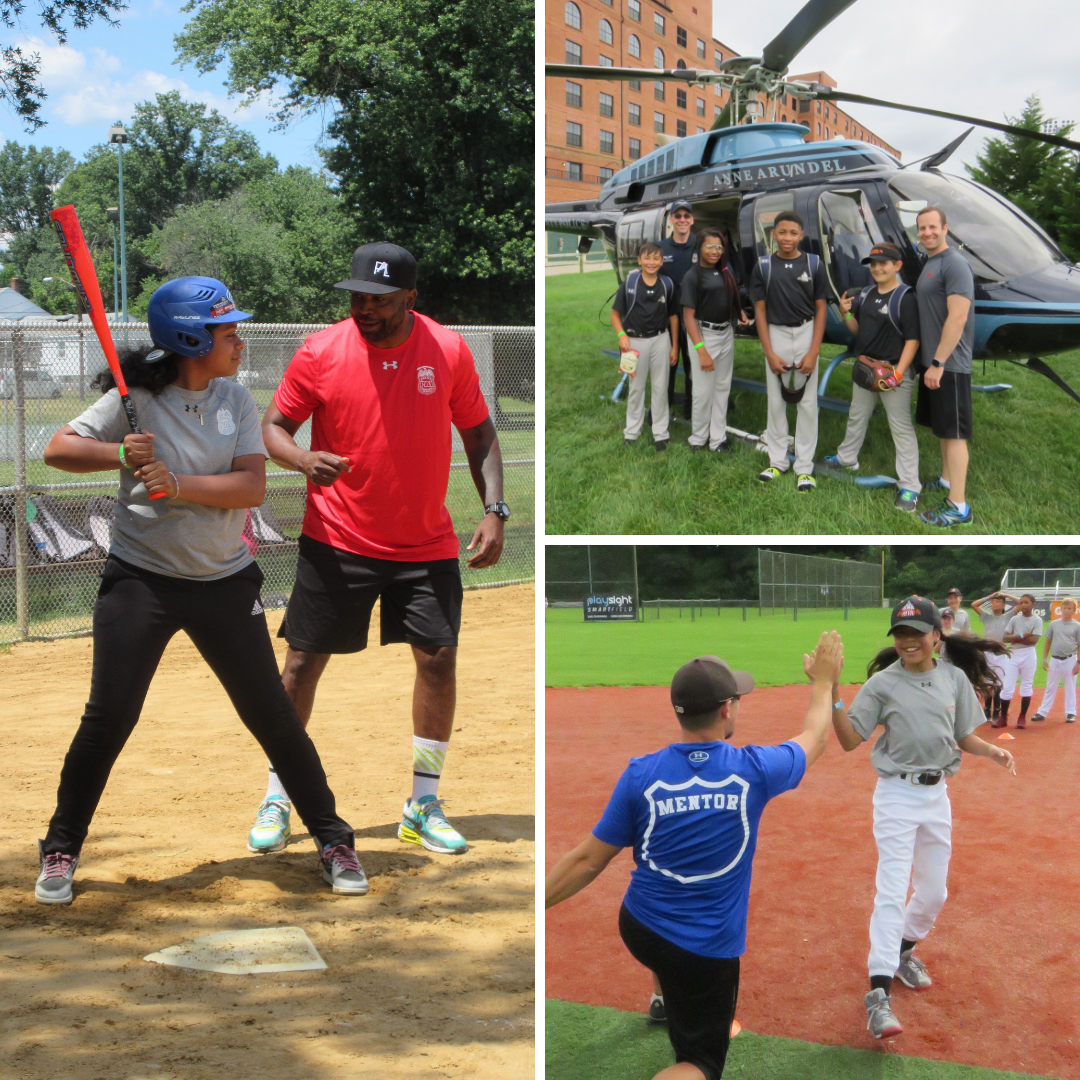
top-left (1036, 655), bottom-right (1078, 717)
top-left (688, 325), bottom-right (735, 450)
top-left (868, 775), bottom-right (952, 979)
top-left (834, 371), bottom-right (921, 493)
top-left (764, 321), bottom-right (818, 475)
top-left (986, 650), bottom-right (1008, 707)
top-left (623, 333), bottom-right (671, 442)
top-left (1001, 646), bottom-right (1037, 700)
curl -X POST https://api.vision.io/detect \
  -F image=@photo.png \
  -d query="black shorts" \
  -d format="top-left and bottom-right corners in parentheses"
top-left (279, 534), bottom-right (463, 654)
top-left (915, 367), bottom-right (973, 440)
top-left (619, 904), bottom-right (740, 1080)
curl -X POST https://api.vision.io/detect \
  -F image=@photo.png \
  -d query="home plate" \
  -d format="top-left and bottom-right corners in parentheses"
top-left (144, 927), bottom-right (326, 975)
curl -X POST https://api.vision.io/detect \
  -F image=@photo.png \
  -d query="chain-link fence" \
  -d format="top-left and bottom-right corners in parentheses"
top-left (758, 549), bottom-right (881, 611)
top-left (1, 320), bottom-right (534, 643)
top-left (545, 544), bottom-right (640, 605)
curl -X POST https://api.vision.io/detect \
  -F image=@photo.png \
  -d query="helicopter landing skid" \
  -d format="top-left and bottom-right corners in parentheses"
top-left (1000, 357), bottom-right (1080, 405)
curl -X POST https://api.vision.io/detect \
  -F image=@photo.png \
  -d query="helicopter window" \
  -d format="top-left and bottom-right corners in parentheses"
top-left (887, 172), bottom-right (1064, 284)
top-left (665, 148), bottom-right (675, 172)
top-left (710, 128), bottom-right (804, 163)
top-left (628, 33), bottom-right (641, 58)
top-left (646, 157), bottom-right (655, 178)
top-left (817, 189), bottom-right (881, 297)
top-left (564, 2), bottom-right (581, 29)
top-left (752, 193), bottom-right (797, 256)
top-left (599, 18), bottom-right (613, 45)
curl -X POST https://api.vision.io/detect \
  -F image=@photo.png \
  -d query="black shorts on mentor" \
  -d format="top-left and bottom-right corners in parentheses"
top-left (619, 904), bottom-right (740, 1080)
top-left (916, 367), bottom-right (973, 440)
top-left (279, 534), bottom-right (463, 654)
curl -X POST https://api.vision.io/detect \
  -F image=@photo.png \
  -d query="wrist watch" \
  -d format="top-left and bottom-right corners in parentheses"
top-left (485, 501), bottom-right (511, 521)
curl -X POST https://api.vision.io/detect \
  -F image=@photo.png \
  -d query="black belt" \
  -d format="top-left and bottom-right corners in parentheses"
top-left (899, 771), bottom-right (942, 786)
top-left (698, 320), bottom-right (730, 331)
top-left (773, 319), bottom-right (814, 328)
top-left (1052, 654), bottom-right (1077, 660)
top-left (626, 328), bottom-right (666, 339)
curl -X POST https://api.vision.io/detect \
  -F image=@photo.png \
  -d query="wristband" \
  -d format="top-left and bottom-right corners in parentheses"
top-left (832, 700), bottom-right (844, 710)
top-left (118, 442), bottom-right (128, 467)
top-left (168, 472), bottom-right (180, 499)
top-left (842, 312), bottom-right (853, 322)
top-left (617, 331), bottom-right (628, 339)
top-left (693, 340), bottom-right (705, 350)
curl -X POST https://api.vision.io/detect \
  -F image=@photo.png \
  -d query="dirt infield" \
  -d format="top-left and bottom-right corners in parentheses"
top-left (547, 684), bottom-right (1080, 1079)
top-left (0, 584), bottom-right (534, 1080)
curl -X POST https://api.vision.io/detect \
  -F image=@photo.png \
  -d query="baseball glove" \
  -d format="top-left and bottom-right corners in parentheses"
top-left (853, 355), bottom-right (900, 392)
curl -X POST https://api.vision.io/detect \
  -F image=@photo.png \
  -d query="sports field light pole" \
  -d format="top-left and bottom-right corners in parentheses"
top-left (632, 545), bottom-right (641, 622)
top-left (108, 127), bottom-right (129, 324)
top-left (106, 207), bottom-right (120, 320)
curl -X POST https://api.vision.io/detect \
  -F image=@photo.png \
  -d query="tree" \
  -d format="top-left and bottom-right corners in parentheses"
top-left (175, 0), bottom-right (534, 324)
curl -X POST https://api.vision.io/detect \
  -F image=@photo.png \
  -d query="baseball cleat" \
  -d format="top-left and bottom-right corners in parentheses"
top-left (655, 439), bottom-right (669, 452)
top-left (246, 796), bottom-right (292, 853)
top-left (896, 950), bottom-right (932, 990)
top-left (647, 994), bottom-right (667, 1025)
top-left (320, 844), bottom-right (370, 895)
top-left (1031, 714), bottom-right (1047, 722)
top-left (1015, 715), bottom-right (1027, 729)
top-left (823, 454), bottom-right (858, 471)
top-left (1067, 715), bottom-right (1076, 723)
top-left (712, 441), bottom-right (733, 454)
top-left (399, 795), bottom-right (468, 854)
top-left (689, 443), bottom-right (706, 452)
top-left (865, 989), bottom-right (903, 1039)
top-left (758, 466), bottom-right (782, 483)
top-left (894, 489), bottom-right (919, 512)
top-left (918, 500), bottom-right (972, 528)
top-left (796, 474), bottom-right (816, 493)
top-left (36, 840), bottom-right (78, 905)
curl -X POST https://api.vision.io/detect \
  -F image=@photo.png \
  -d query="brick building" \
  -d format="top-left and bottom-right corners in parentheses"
top-left (546, 0), bottom-right (900, 205)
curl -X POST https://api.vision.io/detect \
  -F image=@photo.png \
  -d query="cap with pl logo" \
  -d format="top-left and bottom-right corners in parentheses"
top-left (335, 242), bottom-right (418, 295)
top-left (861, 241), bottom-right (904, 265)
top-left (670, 655), bottom-right (755, 716)
top-left (888, 595), bottom-right (942, 635)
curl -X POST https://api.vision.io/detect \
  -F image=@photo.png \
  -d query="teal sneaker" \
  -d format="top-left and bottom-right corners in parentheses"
top-left (398, 796), bottom-right (468, 855)
top-left (247, 796), bottom-right (291, 853)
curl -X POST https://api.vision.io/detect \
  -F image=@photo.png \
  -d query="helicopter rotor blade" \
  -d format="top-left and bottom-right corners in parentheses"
top-left (545, 63), bottom-right (709, 82)
top-left (761, 0), bottom-right (860, 74)
top-left (815, 90), bottom-right (1080, 152)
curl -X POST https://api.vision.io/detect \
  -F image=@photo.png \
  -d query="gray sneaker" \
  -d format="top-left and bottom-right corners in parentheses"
top-left (35, 840), bottom-right (78, 905)
top-left (865, 988), bottom-right (903, 1039)
top-left (320, 844), bottom-right (370, 896)
top-left (896, 950), bottom-right (932, 989)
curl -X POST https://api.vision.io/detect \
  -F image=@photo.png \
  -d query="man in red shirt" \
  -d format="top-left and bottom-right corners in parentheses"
top-left (246, 242), bottom-right (507, 863)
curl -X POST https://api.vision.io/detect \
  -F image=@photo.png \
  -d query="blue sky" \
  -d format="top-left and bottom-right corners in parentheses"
top-left (2, 0), bottom-right (332, 169)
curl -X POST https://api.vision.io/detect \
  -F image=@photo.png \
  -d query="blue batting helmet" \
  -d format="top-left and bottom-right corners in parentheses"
top-left (146, 277), bottom-right (252, 361)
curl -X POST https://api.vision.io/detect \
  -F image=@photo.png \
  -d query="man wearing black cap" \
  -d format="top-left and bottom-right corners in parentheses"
top-left (661, 201), bottom-right (698, 421)
top-left (545, 634), bottom-right (844, 1080)
top-left (246, 241), bottom-right (508, 860)
top-left (824, 242), bottom-right (922, 512)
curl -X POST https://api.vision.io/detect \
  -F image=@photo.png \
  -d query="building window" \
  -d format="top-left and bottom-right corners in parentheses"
top-left (654, 47), bottom-right (664, 68)
top-left (676, 119), bottom-right (687, 137)
top-left (676, 26), bottom-right (687, 48)
top-left (565, 81), bottom-right (582, 108)
top-left (697, 38), bottom-right (706, 59)
top-left (696, 97), bottom-right (705, 117)
top-left (600, 129), bottom-right (614, 154)
top-left (628, 33), bottom-right (640, 58)
top-left (599, 166), bottom-right (614, 180)
top-left (844, 119), bottom-right (849, 132)
top-left (715, 82), bottom-right (722, 96)
top-left (781, 114), bottom-right (787, 123)
top-left (816, 122), bottom-right (821, 136)
top-left (628, 102), bottom-right (641, 125)
top-left (565, 40), bottom-right (582, 64)
top-left (654, 12), bottom-right (665, 35)
top-left (676, 88), bottom-right (687, 109)
top-left (567, 121), bottom-right (583, 147)
top-left (816, 100), bottom-right (821, 113)
top-left (628, 0), bottom-right (640, 21)
top-left (715, 104), bottom-right (723, 119)
top-left (599, 55), bottom-right (613, 66)
top-left (599, 18), bottom-right (613, 45)
top-left (566, 161), bottom-right (583, 181)
top-left (654, 81), bottom-right (665, 101)
top-left (629, 79), bottom-right (640, 91)
top-left (564, 2), bottom-right (581, 30)
top-left (697, 126), bottom-right (705, 134)
top-left (654, 111), bottom-right (665, 132)
top-left (714, 49), bottom-right (723, 67)
top-left (599, 91), bottom-right (614, 117)
top-left (629, 137), bottom-right (641, 159)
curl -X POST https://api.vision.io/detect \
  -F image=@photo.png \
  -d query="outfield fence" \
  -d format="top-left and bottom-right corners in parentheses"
top-left (758, 548), bottom-right (882, 611)
top-left (0, 320), bottom-right (534, 643)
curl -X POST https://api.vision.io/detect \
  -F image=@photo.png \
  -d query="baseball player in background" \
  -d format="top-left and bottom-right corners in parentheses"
top-left (943, 588), bottom-right (970, 633)
top-left (999, 594), bottom-right (1042, 729)
top-left (1033, 597), bottom-right (1079, 723)
top-left (246, 242), bottom-right (506, 860)
top-left (971, 591), bottom-right (1021, 724)
top-left (829, 596), bottom-right (1014, 1040)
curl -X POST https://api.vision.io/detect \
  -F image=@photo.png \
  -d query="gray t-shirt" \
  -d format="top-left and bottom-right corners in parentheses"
top-left (916, 247), bottom-right (975, 373)
top-left (977, 610), bottom-right (1011, 642)
top-left (1045, 619), bottom-right (1080, 658)
top-left (69, 379), bottom-right (267, 579)
top-left (847, 659), bottom-right (984, 778)
top-left (946, 606), bottom-right (970, 633)
top-left (1005, 613), bottom-right (1043, 649)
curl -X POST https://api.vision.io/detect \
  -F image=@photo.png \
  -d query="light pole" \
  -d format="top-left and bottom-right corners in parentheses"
top-left (43, 276), bottom-right (86, 399)
top-left (106, 207), bottom-right (120, 320)
top-left (108, 126), bottom-right (129, 322)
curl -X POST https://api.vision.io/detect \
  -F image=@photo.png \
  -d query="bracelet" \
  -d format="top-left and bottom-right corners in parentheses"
top-left (617, 331), bottom-right (628, 338)
top-left (693, 340), bottom-right (705, 350)
top-left (842, 312), bottom-right (853, 322)
top-left (832, 700), bottom-right (844, 710)
top-left (168, 472), bottom-right (180, 499)
top-left (118, 442), bottom-right (128, 467)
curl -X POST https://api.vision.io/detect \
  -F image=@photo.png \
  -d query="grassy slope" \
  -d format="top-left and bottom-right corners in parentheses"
top-left (545, 271), bottom-right (1080, 535)
top-left (546, 1000), bottom-right (1062, 1080)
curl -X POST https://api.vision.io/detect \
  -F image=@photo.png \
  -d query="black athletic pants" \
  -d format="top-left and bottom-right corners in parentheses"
top-left (42, 556), bottom-right (354, 855)
top-left (619, 904), bottom-right (740, 1080)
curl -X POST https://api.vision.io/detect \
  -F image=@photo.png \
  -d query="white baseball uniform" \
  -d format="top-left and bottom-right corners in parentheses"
top-left (977, 609), bottom-right (1011, 693)
top-left (847, 659), bottom-right (984, 978)
top-left (1001, 613), bottom-right (1043, 700)
top-left (1035, 618), bottom-right (1080, 719)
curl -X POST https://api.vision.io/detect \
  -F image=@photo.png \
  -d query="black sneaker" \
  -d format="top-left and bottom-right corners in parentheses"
top-left (655, 439), bottom-right (669, 452)
top-left (689, 443), bottom-right (706, 453)
top-left (712, 441), bottom-right (733, 454)
top-left (647, 995), bottom-right (667, 1025)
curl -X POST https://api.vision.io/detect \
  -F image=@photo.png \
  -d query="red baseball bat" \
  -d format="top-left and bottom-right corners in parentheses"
top-left (50, 204), bottom-right (166, 498)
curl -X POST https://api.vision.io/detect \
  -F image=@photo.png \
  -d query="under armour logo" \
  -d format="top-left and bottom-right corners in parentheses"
top-left (383, 361), bottom-right (397, 369)
top-left (374, 261), bottom-right (390, 278)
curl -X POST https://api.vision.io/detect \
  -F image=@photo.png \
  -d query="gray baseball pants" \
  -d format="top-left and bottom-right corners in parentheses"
top-left (624, 332), bottom-right (672, 442)
top-left (688, 324), bottom-right (735, 450)
top-left (764, 321), bottom-right (818, 475)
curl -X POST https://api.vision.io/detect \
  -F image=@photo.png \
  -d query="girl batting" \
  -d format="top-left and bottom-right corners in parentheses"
top-left (830, 596), bottom-right (1015, 1039)
top-left (36, 276), bottom-right (366, 905)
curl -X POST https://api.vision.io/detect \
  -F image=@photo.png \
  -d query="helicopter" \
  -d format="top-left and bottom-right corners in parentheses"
top-left (545, 0), bottom-right (1080, 404)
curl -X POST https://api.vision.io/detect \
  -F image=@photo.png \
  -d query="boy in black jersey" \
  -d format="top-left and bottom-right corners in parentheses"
top-left (611, 242), bottom-right (679, 450)
top-left (825, 242), bottom-right (923, 512)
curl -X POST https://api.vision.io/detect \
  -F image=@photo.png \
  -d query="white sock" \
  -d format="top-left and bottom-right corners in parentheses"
top-left (265, 766), bottom-right (291, 803)
top-left (411, 736), bottom-right (449, 802)
top-left (939, 475), bottom-right (951, 489)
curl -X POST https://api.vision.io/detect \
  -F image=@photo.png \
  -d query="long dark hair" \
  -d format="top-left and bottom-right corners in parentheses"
top-left (695, 227), bottom-right (744, 324)
top-left (868, 633), bottom-right (1008, 699)
top-left (92, 346), bottom-right (179, 397)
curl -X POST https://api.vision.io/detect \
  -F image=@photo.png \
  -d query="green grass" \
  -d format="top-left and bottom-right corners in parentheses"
top-left (544, 605), bottom-right (1053, 691)
top-left (546, 1000), bottom-right (1063, 1080)
top-left (544, 272), bottom-right (1080, 534)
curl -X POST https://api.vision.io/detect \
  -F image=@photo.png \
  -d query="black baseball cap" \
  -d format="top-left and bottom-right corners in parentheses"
top-left (670, 655), bottom-right (754, 716)
top-left (335, 242), bottom-right (418, 295)
top-left (947, 587), bottom-right (962, 597)
top-left (888, 595), bottom-right (942, 635)
top-left (861, 242), bottom-right (904, 265)
top-left (670, 200), bottom-right (694, 215)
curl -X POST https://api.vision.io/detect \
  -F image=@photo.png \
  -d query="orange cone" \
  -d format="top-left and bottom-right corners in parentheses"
top-left (731, 1020), bottom-right (742, 1037)
top-left (997, 731), bottom-right (1015, 740)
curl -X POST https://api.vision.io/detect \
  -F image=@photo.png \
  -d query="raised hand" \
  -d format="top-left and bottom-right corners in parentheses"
top-left (805, 630), bottom-right (843, 685)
